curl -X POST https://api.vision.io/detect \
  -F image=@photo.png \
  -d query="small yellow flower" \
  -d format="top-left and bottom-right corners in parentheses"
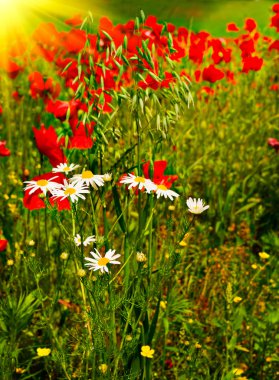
top-left (99, 363), bottom-right (108, 374)
top-left (141, 345), bottom-right (155, 359)
top-left (126, 335), bottom-right (133, 342)
top-left (4, 194), bottom-right (9, 200)
top-left (136, 252), bottom-right (147, 263)
top-left (15, 368), bottom-right (26, 374)
top-left (195, 342), bottom-right (202, 349)
top-left (251, 264), bottom-right (258, 269)
top-left (233, 296), bottom-right (242, 303)
top-left (37, 348), bottom-right (51, 357)
top-left (233, 368), bottom-right (244, 376)
top-left (160, 301), bottom-right (167, 310)
top-left (266, 357), bottom-right (272, 362)
top-left (28, 240), bottom-right (35, 246)
top-left (7, 259), bottom-right (14, 266)
top-left (259, 252), bottom-right (270, 259)
top-left (168, 205), bottom-right (175, 211)
top-left (60, 252), bottom-right (69, 260)
top-left (77, 269), bottom-right (86, 277)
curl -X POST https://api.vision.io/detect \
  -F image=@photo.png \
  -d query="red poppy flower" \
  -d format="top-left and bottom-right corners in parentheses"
top-left (272, 3), bottom-right (279, 13)
top-left (239, 39), bottom-right (255, 58)
top-left (269, 40), bottom-right (279, 52)
top-left (29, 72), bottom-right (60, 100)
top-left (65, 14), bottom-right (83, 27)
top-left (270, 84), bottom-right (279, 91)
top-left (202, 65), bottom-right (225, 83)
top-left (244, 18), bottom-right (257, 32)
top-left (270, 13), bottom-right (279, 32)
top-left (62, 29), bottom-right (87, 54)
top-left (242, 56), bottom-right (263, 73)
top-left (33, 125), bottom-right (66, 167)
top-left (227, 23), bottom-right (239, 32)
top-left (0, 140), bottom-right (11, 156)
top-left (46, 99), bottom-right (81, 121)
top-left (142, 160), bottom-right (178, 189)
top-left (210, 39), bottom-right (232, 64)
top-left (4, 61), bottom-right (23, 79)
top-left (268, 138), bottom-right (279, 152)
top-left (0, 239), bottom-right (8, 252)
top-left (23, 172), bottom-right (70, 211)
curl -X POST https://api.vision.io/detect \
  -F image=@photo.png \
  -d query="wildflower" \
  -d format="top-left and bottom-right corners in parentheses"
top-left (233, 368), bottom-right (244, 376)
top-left (267, 138), bottom-right (279, 152)
top-left (126, 335), bottom-right (133, 341)
top-left (15, 368), bottom-right (26, 374)
top-left (74, 234), bottom-right (82, 246)
top-left (37, 348), bottom-right (51, 357)
top-left (0, 239), bottom-right (8, 251)
top-left (233, 296), bottom-right (242, 303)
top-left (136, 252), bottom-right (147, 262)
top-left (52, 180), bottom-right (89, 203)
top-left (195, 342), bottom-right (202, 349)
top-left (60, 252), bottom-right (69, 260)
top-left (33, 125), bottom-right (66, 167)
top-left (179, 233), bottom-right (190, 247)
top-left (99, 364), bottom-right (108, 374)
top-left (52, 163), bottom-right (80, 174)
top-left (251, 264), bottom-right (258, 269)
top-left (28, 240), bottom-right (35, 246)
top-left (77, 269), bottom-right (86, 277)
top-left (83, 236), bottom-right (96, 246)
top-left (71, 170), bottom-right (104, 189)
top-left (0, 140), bottom-right (11, 156)
top-left (7, 259), bottom-right (14, 266)
top-left (160, 301), bottom-right (167, 310)
top-left (141, 345), bottom-right (155, 359)
top-left (186, 197), bottom-right (209, 214)
top-left (202, 64), bottom-right (225, 83)
top-left (155, 184), bottom-right (179, 200)
top-left (120, 173), bottom-right (156, 193)
top-left (74, 234), bottom-right (96, 247)
top-left (24, 176), bottom-right (61, 196)
top-left (168, 205), bottom-right (175, 211)
top-left (259, 252), bottom-right (270, 259)
top-left (84, 249), bottom-right (121, 273)
top-left (103, 173), bottom-right (112, 182)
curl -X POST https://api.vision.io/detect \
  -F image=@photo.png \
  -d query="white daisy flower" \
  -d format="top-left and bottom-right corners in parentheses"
top-left (24, 176), bottom-right (61, 196)
top-left (74, 234), bottom-right (96, 247)
top-left (186, 197), bottom-right (209, 214)
top-left (71, 170), bottom-right (104, 190)
top-left (155, 184), bottom-right (179, 201)
top-left (51, 180), bottom-right (90, 203)
top-left (52, 163), bottom-right (80, 174)
top-left (102, 172), bottom-right (112, 182)
top-left (120, 173), bottom-right (156, 193)
top-left (83, 235), bottom-right (96, 246)
top-left (74, 234), bottom-right (82, 246)
top-left (84, 248), bottom-right (121, 273)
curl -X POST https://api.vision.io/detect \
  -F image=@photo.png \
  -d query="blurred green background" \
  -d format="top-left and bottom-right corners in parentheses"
top-left (53, 0), bottom-right (276, 35)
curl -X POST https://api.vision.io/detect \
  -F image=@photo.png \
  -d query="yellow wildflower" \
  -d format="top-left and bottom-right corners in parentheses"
top-left (37, 348), bottom-right (51, 357)
top-left (99, 364), bottom-right (108, 374)
top-left (233, 296), bottom-right (242, 303)
top-left (259, 252), bottom-right (270, 259)
top-left (141, 345), bottom-right (155, 358)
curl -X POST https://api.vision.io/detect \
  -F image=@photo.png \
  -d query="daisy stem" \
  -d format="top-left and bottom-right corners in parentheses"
top-left (148, 195), bottom-right (154, 279)
top-left (90, 192), bottom-right (98, 239)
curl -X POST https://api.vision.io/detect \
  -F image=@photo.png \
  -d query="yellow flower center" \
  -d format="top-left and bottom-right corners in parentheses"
top-left (82, 170), bottom-right (94, 179)
top-left (134, 176), bottom-right (145, 183)
top-left (63, 166), bottom-right (70, 172)
top-left (157, 184), bottom-right (167, 190)
top-left (97, 257), bottom-right (110, 266)
top-left (36, 179), bottom-right (48, 187)
top-left (64, 188), bottom-right (76, 195)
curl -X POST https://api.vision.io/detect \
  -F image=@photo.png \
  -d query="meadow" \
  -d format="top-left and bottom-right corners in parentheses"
top-left (0, 2), bottom-right (278, 379)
